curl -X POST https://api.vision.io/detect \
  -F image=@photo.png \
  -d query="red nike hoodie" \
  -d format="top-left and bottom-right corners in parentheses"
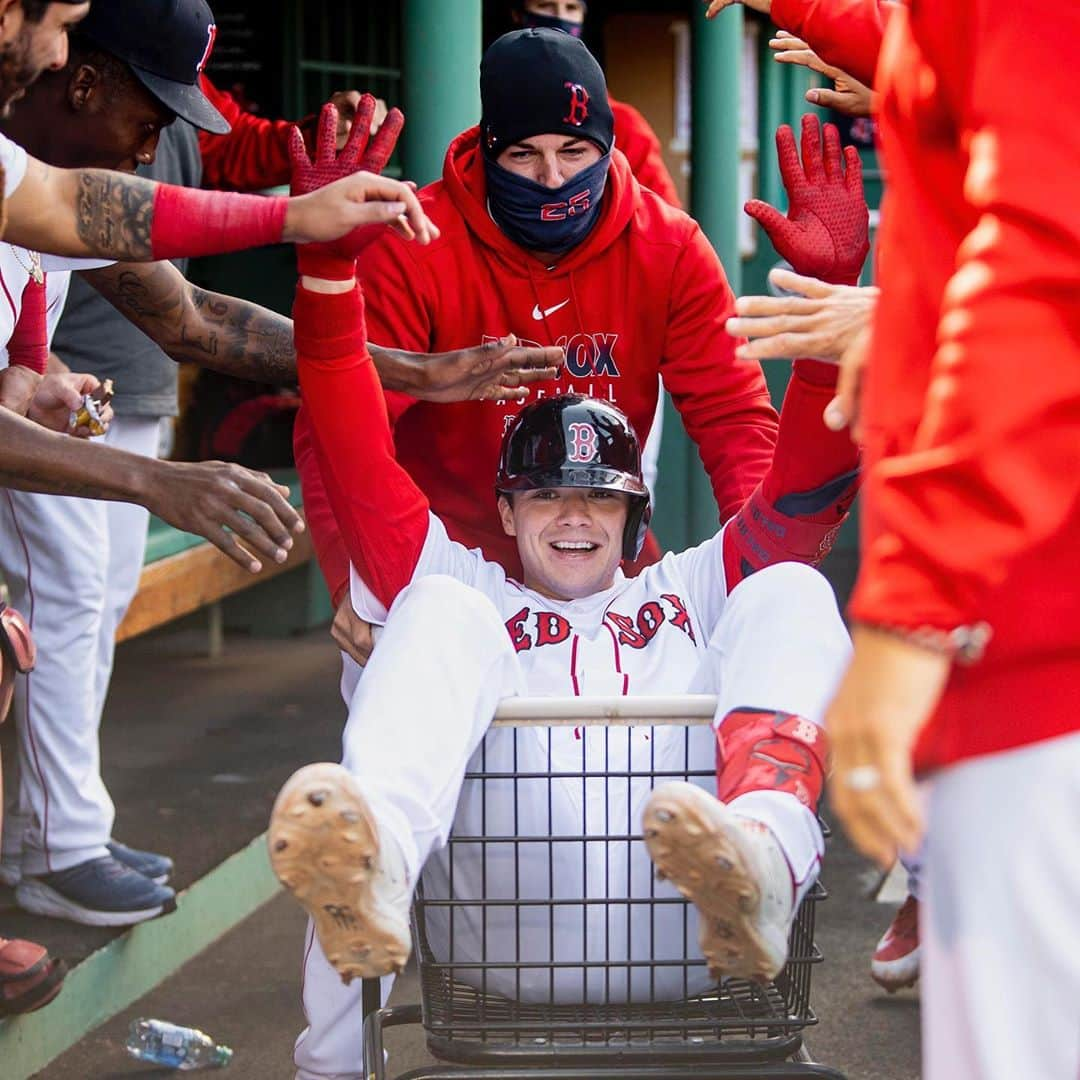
top-left (296, 127), bottom-right (779, 598)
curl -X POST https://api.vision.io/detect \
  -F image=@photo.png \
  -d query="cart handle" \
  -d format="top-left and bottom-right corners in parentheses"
top-left (492, 694), bottom-right (718, 728)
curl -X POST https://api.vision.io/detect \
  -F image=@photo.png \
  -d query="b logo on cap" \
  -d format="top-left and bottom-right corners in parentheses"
top-left (197, 23), bottom-right (218, 74)
top-left (563, 82), bottom-right (589, 127)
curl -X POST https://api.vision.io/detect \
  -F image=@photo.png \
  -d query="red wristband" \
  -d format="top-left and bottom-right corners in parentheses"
top-left (8, 277), bottom-right (48, 375)
top-left (150, 185), bottom-right (288, 261)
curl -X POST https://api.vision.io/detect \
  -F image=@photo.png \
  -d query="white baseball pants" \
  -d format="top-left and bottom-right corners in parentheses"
top-left (0, 415), bottom-right (160, 875)
top-left (295, 564), bottom-right (850, 1079)
top-left (921, 730), bottom-right (1080, 1080)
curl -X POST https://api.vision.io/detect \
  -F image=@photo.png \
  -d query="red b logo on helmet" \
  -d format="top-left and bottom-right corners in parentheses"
top-left (567, 422), bottom-right (599, 463)
top-left (563, 82), bottom-right (590, 127)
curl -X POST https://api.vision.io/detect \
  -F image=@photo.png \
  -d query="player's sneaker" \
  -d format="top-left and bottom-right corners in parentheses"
top-left (871, 894), bottom-right (920, 992)
top-left (269, 763), bottom-right (412, 983)
top-left (643, 781), bottom-right (795, 984)
top-left (107, 841), bottom-right (173, 885)
top-left (15, 856), bottom-right (176, 927)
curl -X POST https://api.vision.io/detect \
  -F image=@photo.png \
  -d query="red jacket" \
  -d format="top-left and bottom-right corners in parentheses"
top-left (610, 97), bottom-right (681, 208)
top-left (197, 75), bottom-right (293, 191)
top-left (770, 0), bottom-right (896, 87)
top-left (849, 1), bottom-right (1080, 772)
top-left (297, 128), bottom-right (780, 600)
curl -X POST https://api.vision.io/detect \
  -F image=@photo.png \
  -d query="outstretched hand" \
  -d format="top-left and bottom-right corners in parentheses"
top-left (770, 32), bottom-right (875, 118)
top-left (725, 267), bottom-right (878, 363)
top-left (745, 115), bottom-right (868, 285)
top-left (414, 337), bottom-right (564, 404)
top-left (286, 101), bottom-right (437, 277)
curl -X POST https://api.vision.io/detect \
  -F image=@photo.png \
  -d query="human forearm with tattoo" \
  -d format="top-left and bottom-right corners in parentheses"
top-left (0, 405), bottom-right (304, 573)
top-left (81, 260), bottom-right (562, 398)
top-left (1, 154), bottom-right (437, 262)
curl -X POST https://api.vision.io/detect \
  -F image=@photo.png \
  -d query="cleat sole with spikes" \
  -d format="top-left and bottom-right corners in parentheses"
top-left (268, 763), bottom-right (411, 983)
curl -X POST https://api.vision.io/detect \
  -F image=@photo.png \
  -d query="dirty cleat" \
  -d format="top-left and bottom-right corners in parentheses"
top-left (268, 763), bottom-right (412, 984)
top-left (871, 894), bottom-right (919, 992)
top-left (643, 781), bottom-right (795, 984)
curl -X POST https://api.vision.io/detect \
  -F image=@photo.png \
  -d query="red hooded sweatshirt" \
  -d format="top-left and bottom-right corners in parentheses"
top-left (849, 1), bottom-right (1080, 772)
top-left (296, 128), bottom-right (780, 599)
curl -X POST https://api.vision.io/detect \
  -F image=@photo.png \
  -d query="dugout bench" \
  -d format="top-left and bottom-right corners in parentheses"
top-left (115, 468), bottom-right (330, 650)
top-left (360, 696), bottom-right (845, 1080)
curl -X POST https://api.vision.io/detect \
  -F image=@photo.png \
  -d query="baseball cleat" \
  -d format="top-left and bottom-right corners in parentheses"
top-left (871, 894), bottom-right (920, 992)
top-left (643, 781), bottom-right (795, 984)
top-left (269, 763), bottom-right (412, 983)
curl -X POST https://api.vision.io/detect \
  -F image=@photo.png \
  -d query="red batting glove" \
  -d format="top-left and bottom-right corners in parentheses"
top-left (745, 115), bottom-right (869, 286)
top-left (289, 98), bottom-right (407, 280)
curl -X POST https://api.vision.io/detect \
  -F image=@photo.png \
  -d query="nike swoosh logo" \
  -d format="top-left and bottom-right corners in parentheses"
top-left (532, 299), bottom-right (570, 320)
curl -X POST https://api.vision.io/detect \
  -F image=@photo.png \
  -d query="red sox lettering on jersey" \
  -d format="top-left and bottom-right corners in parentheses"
top-left (505, 593), bottom-right (697, 655)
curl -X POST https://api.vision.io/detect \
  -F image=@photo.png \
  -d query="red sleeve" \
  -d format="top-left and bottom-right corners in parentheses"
top-left (850, 2), bottom-right (1080, 634)
top-left (292, 229), bottom-right (434, 606)
top-left (293, 284), bottom-right (429, 610)
top-left (770, 0), bottom-right (897, 87)
top-left (722, 359), bottom-right (860, 590)
top-left (661, 225), bottom-right (779, 523)
top-left (293, 405), bottom-right (351, 607)
top-left (198, 74), bottom-right (294, 192)
top-left (355, 228), bottom-right (438, 423)
top-left (611, 101), bottom-right (682, 209)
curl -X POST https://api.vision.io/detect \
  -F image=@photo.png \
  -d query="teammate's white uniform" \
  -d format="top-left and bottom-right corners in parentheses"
top-left (294, 513), bottom-right (850, 1079)
top-left (0, 135), bottom-right (128, 881)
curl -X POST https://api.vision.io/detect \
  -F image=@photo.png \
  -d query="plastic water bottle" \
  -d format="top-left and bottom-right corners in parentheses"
top-left (125, 1018), bottom-right (233, 1070)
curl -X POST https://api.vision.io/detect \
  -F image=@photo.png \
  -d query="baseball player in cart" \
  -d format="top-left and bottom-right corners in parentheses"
top-left (267, 97), bottom-right (868, 1078)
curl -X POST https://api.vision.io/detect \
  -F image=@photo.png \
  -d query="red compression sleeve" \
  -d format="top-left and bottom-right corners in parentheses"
top-left (150, 184), bottom-right (288, 261)
top-left (722, 359), bottom-right (860, 591)
top-left (294, 284), bottom-right (429, 610)
top-left (7, 277), bottom-right (48, 374)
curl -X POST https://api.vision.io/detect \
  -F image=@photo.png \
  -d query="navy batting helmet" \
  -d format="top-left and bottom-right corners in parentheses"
top-left (496, 394), bottom-right (651, 562)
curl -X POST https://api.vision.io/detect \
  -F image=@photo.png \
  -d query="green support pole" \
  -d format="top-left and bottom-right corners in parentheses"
top-left (656, 5), bottom-right (744, 551)
top-left (402, 0), bottom-right (482, 187)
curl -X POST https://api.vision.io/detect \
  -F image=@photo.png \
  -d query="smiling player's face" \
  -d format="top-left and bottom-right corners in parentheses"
top-left (499, 487), bottom-right (628, 601)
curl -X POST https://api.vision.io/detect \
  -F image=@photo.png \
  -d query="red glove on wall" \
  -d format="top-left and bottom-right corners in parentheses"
top-left (290, 97), bottom-right (405, 280)
top-left (746, 115), bottom-right (869, 286)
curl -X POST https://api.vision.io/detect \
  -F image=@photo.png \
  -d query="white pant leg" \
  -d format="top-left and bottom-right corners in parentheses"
top-left (922, 732), bottom-right (1080, 1080)
top-left (693, 562), bottom-right (852, 902)
top-left (0, 415), bottom-right (159, 875)
top-left (91, 416), bottom-right (160, 719)
top-left (0, 489), bottom-right (112, 873)
top-left (295, 575), bottom-right (525, 1080)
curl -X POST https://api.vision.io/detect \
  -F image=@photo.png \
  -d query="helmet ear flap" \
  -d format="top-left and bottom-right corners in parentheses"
top-left (622, 495), bottom-right (652, 562)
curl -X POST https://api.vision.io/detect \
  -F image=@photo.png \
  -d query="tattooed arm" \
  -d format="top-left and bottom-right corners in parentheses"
top-left (80, 261), bottom-right (297, 384)
top-left (1, 155), bottom-right (436, 260)
top-left (4, 160), bottom-right (156, 259)
top-left (78, 261), bottom-right (562, 397)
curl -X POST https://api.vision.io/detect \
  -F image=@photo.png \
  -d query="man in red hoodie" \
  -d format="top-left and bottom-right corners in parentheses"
top-left (809, 2), bottom-right (1080, 1078)
top-left (297, 28), bottom-right (867, 647)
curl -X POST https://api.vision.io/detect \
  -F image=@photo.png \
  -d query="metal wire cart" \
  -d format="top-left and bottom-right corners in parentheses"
top-left (362, 696), bottom-right (845, 1079)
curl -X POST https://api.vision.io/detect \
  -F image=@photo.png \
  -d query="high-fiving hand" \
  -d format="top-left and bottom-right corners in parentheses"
top-left (745, 115), bottom-right (869, 285)
top-left (288, 100), bottom-right (438, 279)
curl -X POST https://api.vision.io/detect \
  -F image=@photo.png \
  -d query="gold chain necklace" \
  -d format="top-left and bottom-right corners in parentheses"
top-left (7, 245), bottom-right (43, 285)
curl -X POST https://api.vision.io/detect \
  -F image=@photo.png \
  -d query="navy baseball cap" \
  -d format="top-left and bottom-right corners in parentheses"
top-left (77, 0), bottom-right (230, 135)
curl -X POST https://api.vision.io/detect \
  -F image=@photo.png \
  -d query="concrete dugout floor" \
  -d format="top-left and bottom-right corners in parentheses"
top-left (8, 561), bottom-right (919, 1079)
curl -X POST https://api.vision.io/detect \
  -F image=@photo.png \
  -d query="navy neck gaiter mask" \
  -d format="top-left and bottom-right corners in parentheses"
top-left (522, 11), bottom-right (584, 38)
top-left (484, 152), bottom-right (611, 257)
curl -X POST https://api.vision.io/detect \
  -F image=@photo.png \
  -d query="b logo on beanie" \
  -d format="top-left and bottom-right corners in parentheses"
top-left (563, 83), bottom-right (590, 126)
